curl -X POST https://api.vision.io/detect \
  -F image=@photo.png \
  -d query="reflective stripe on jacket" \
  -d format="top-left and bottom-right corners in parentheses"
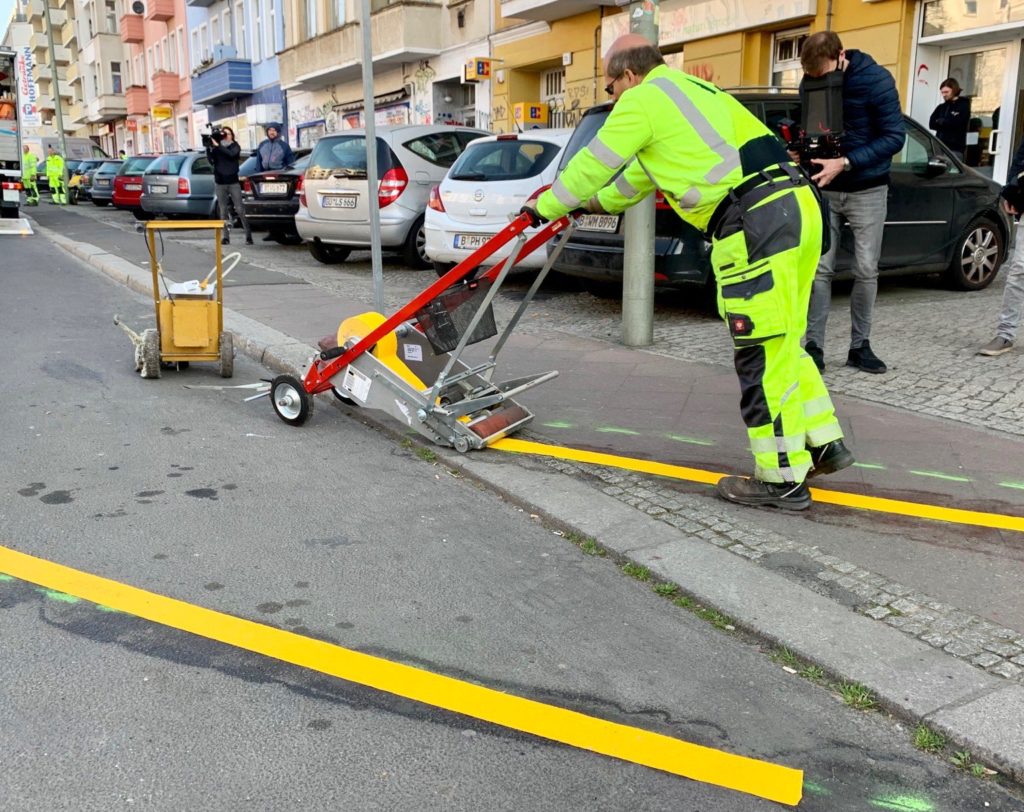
top-left (536, 64), bottom-right (785, 233)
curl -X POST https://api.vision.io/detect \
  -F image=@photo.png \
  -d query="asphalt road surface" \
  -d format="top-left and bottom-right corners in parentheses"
top-left (1, 227), bottom-right (1022, 810)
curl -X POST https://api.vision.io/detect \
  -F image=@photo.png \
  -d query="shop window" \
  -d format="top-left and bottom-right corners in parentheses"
top-left (772, 30), bottom-right (808, 89)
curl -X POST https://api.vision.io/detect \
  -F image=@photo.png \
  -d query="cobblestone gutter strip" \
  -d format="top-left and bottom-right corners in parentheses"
top-left (49, 225), bottom-right (1024, 780)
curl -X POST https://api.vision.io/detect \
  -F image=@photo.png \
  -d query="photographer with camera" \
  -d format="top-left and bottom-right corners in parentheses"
top-left (798, 32), bottom-right (904, 375)
top-left (977, 136), bottom-right (1024, 357)
top-left (204, 125), bottom-right (252, 245)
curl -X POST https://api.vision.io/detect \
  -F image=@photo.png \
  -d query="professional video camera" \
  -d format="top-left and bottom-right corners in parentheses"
top-left (778, 69), bottom-right (845, 174)
top-left (201, 124), bottom-right (226, 149)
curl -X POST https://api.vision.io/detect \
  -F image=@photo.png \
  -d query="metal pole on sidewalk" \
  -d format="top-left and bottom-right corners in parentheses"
top-left (620, 0), bottom-right (658, 347)
top-left (360, 0), bottom-right (385, 313)
top-left (42, 0), bottom-right (70, 201)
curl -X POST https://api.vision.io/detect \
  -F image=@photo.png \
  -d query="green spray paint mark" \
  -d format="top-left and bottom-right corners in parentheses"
top-left (868, 794), bottom-right (935, 812)
top-left (802, 781), bottom-right (831, 797)
top-left (908, 470), bottom-right (972, 483)
top-left (541, 421), bottom-right (574, 429)
top-left (666, 434), bottom-right (716, 446)
top-left (0, 573), bottom-right (14, 582)
top-left (37, 588), bottom-right (80, 604)
top-left (852, 462), bottom-right (887, 470)
top-left (595, 426), bottom-right (641, 436)
top-left (96, 604), bottom-right (123, 613)
top-left (998, 480), bottom-right (1024, 491)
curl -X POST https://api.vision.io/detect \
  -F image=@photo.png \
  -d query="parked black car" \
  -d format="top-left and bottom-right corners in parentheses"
top-left (239, 149), bottom-right (312, 243)
top-left (551, 91), bottom-right (1012, 295)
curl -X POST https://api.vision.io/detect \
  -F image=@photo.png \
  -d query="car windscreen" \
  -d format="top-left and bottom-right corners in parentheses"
top-left (558, 109), bottom-right (610, 171)
top-left (144, 155), bottom-right (188, 175)
top-left (307, 136), bottom-right (394, 180)
top-left (96, 161), bottom-right (122, 174)
top-left (448, 140), bottom-right (562, 181)
top-left (119, 156), bottom-right (155, 175)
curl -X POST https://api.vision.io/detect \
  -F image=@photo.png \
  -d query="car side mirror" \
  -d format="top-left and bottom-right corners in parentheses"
top-left (924, 157), bottom-right (949, 177)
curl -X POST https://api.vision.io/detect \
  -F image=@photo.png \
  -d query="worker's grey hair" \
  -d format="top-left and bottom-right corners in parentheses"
top-left (606, 45), bottom-right (665, 80)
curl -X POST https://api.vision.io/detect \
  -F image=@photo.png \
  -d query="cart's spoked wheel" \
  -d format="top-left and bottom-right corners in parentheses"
top-left (140, 329), bottom-right (161, 379)
top-left (271, 375), bottom-right (312, 426)
top-left (219, 332), bottom-right (234, 378)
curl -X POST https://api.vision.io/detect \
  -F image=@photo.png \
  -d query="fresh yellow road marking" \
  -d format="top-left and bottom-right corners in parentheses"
top-left (0, 544), bottom-right (802, 806)
top-left (492, 438), bottom-right (1024, 535)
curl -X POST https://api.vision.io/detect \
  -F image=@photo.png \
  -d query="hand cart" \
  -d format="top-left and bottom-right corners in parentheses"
top-left (268, 212), bottom-right (576, 452)
top-left (115, 220), bottom-right (236, 380)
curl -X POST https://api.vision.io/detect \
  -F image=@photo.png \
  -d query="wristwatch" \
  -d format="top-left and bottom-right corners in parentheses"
top-left (842, 157), bottom-right (852, 172)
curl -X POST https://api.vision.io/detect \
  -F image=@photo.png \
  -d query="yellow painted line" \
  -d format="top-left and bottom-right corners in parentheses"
top-left (0, 544), bottom-right (802, 806)
top-left (492, 438), bottom-right (1024, 535)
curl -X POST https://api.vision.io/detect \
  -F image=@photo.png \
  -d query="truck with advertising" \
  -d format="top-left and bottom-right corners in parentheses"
top-left (0, 47), bottom-right (24, 218)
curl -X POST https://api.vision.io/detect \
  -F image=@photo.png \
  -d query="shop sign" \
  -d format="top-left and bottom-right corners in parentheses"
top-left (465, 58), bottom-right (492, 82)
top-left (126, 119), bottom-right (138, 131)
top-left (151, 105), bottom-right (173, 121)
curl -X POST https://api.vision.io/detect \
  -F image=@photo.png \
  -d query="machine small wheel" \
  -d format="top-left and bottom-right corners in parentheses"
top-left (271, 375), bottom-right (313, 426)
top-left (140, 329), bottom-right (161, 379)
top-left (453, 436), bottom-right (471, 454)
top-left (219, 332), bottom-right (234, 378)
top-left (331, 387), bottom-right (356, 406)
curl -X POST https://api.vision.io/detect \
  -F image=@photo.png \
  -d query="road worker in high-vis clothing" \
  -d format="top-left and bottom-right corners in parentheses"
top-left (522, 34), bottom-right (853, 511)
top-left (46, 146), bottom-right (66, 205)
top-left (21, 145), bottom-right (39, 205)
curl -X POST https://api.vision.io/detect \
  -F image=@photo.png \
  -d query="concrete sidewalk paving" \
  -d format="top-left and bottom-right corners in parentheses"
top-left (33, 215), bottom-right (1024, 785)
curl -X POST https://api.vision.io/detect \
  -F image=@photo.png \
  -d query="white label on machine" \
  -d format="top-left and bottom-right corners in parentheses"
top-left (342, 366), bottom-right (372, 403)
top-left (403, 343), bottom-right (423, 362)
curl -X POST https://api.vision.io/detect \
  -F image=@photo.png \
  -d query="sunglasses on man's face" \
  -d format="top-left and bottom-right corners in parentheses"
top-left (605, 75), bottom-right (622, 96)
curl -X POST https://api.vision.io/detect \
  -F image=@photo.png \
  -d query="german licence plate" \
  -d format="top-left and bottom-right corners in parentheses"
top-left (575, 214), bottom-right (619, 233)
top-left (126, 183), bottom-right (142, 191)
top-left (453, 233), bottom-right (494, 250)
top-left (322, 195), bottom-right (357, 209)
top-left (260, 182), bottom-right (288, 195)
top-left (150, 184), bottom-right (168, 193)
top-left (96, 179), bottom-right (110, 187)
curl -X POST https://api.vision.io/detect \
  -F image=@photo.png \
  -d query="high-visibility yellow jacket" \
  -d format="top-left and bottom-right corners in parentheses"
top-left (536, 64), bottom-right (788, 233)
top-left (21, 151), bottom-right (38, 180)
top-left (46, 153), bottom-right (64, 180)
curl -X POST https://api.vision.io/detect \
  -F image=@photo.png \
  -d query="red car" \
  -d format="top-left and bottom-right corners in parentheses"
top-left (113, 154), bottom-right (157, 218)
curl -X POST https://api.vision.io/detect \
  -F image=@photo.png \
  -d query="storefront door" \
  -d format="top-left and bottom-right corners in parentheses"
top-left (942, 40), bottom-right (1022, 180)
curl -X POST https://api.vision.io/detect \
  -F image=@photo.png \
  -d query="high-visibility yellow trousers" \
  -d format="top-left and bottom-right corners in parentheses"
top-left (710, 181), bottom-right (843, 484)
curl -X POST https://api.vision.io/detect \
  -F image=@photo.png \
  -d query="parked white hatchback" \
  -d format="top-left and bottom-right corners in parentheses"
top-left (424, 129), bottom-right (573, 276)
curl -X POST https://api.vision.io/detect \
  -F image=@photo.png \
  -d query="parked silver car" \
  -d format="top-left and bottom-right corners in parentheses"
top-left (140, 152), bottom-right (217, 218)
top-left (296, 125), bottom-right (488, 267)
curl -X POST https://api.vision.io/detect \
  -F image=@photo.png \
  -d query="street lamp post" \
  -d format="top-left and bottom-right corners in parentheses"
top-left (41, 0), bottom-right (70, 201)
top-left (360, 0), bottom-right (385, 313)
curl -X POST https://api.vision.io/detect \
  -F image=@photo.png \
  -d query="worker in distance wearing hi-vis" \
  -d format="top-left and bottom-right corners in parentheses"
top-left (521, 34), bottom-right (853, 511)
top-left (45, 145), bottom-right (67, 205)
top-left (21, 144), bottom-right (39, 206)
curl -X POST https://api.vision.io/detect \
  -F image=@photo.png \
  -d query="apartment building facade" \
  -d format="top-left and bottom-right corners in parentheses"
top-left (277, 0), bottom-right (493, 149)
top-left (70, 0), bottom-right (129, 155)
top-left (118, 0), bottom-right (192, 153)
top-left (186, 0), bottom-right (285, 151)
top-left (20, 0), bottom-right (86, 140)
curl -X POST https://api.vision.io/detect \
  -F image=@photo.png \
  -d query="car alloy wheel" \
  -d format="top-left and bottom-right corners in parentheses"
top-left (946, 217), bottom-right (1003, 291)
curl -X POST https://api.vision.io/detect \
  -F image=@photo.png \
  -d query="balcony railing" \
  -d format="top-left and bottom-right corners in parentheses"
top-left (65, 62), bottom-right (79, 84)
top-left (60, 19), bottom-right (75, 48)
top-left (150, 72), bottom-right (180, 103)
top-left (120, 13), bottom-right (144, 43)
top-left (144, 0), bottom-right (175, 22)
top-left (85, 94), bottom-right (128, 123)
top-left (280, 1), bottom-right (442, 90)
top-left (498, 0), bottom-right (613, 23)
top-left (125, 85), bottom-right (149, 116)
top-left (192, 58), bottom-right (253, 105)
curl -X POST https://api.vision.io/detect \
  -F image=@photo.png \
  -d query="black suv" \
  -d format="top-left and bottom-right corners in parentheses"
top-left (551, 90), bottom-right (1011, 295)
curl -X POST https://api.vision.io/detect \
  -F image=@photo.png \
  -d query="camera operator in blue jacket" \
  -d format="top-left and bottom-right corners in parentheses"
top-left (798, 32), bottom-right (905, 376)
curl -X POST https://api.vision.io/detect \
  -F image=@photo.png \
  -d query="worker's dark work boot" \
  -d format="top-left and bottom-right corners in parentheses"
top-left (716, 476), bottom-right (811, 511)
top-left (807, 439), bottom-right (855, 479)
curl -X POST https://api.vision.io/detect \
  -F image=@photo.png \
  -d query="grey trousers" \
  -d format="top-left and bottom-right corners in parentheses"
top-left (996, 234), bottom-right (1024, 341)
top-left (806, 185), bottom-right (888, 350)
top-left (215, 183), bottom-right (250, 239)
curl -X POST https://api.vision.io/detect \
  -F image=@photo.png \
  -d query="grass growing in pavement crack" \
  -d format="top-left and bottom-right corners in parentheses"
top-left (566, 532), bottom-right (606, 557)
top-left (913, 724), bottom-right (946, 754)
top-left (653, 583), bottom-right (679, 598)
top-left (672, 596), bottom-right (735, 631)
top-left (415, 447), bottom-right (438, 463)
top-left (837, 681), bottom-right (877, 711)
top-left (799, 665), bottom-right (825, 682)
top-left (622, 562), bottom-right (650, 581)
top-left (771, 647), bottom-right (800, 668)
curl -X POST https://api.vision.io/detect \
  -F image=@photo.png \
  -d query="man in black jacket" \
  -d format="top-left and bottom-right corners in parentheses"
top-left (978, 137), bottom-right (1024, 357)
top-left (798, 32), bottom-right (905, 375)
top-left (206, 125), bottom-right (252, 245)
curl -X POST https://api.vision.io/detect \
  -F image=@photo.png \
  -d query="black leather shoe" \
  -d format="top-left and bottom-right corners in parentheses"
top-left (222, 235), bottom-right (230, 245)
top-left (847, 341), bottom-right (886, 373)
top-left (245, 235), bottom-right (254, 245)
top-left (716, 476), bottom-right (811, 511)
top-left (807, 439), bottom-right (855, 478)
top-left (805, 341), bottom-right (825, 372)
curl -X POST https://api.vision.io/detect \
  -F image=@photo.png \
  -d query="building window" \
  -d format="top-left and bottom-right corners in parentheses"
top-left (211, 17), bottom-right (220, 47)
top-left (772, 29), bottom-right (808, 89)
top-left (111, 61), bottom-right (122, 94)
top-left (155, 41), bottom-right (162, 71)
top-left (191, 29), bottom-right (201, 69)
top-left (328, 0), bottom-right (345, 29)
top-left (167, 32), bottom-right (177, 73)
top-left (235, 1), bottom-right (246, 58)
top-left (177, 26), bottom-right (185, 76)
top-left (542, 67), bottom-right (565, 101)
top-left (305, 0), bottom-right (317, 39)
top-left (146, 46), bottom-right (153, 87)
top-left (224, 8), bottom-right (232, 51)
top-left (265, 0), bottom-right (274, 56)
top-left (105, 0), bottom-right (117, 34)
top-left (253, 0), bottom-right (263, 62)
